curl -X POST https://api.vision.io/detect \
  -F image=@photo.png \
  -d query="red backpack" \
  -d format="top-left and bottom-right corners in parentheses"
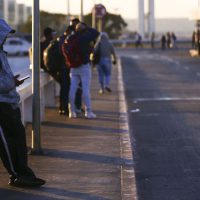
top-left (62, 34), bottom-right (83, 68)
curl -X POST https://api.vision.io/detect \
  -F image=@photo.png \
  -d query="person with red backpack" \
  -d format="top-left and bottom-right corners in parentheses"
top-left (62, 22), bottom-right (99, 119)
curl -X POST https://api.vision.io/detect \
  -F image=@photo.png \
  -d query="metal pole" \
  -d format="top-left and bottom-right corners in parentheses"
top-left (31, 0), bottom-right (42, 154)
top-left (80, 0), bottom-right (83, 21)
top-left (92, 5), bottom-right (96, 28)
top-left (138, 0), bottom-right (145, 38)
top-left (67, 0), bottom-right (70, 25)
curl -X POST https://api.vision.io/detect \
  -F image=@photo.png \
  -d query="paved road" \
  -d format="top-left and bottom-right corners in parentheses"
top-left (119, 48), bottom-right (200, 200)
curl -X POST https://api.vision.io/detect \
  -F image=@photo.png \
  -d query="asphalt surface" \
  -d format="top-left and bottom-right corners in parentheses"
top-left (120, 48), bottom-right (200, 200)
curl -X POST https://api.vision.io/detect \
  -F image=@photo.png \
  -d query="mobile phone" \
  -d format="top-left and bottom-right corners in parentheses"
top-left (19, 75), bottom-right (30, 81)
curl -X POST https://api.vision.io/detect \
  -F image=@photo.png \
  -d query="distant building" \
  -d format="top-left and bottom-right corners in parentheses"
top-left (0, 0), bottom-right (16, 28)
top-left (0, 0), bottom-right (32, 30)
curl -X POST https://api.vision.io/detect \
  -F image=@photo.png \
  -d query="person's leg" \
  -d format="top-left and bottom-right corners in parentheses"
top-left (103, 59), bottom-right (112, 88)
top-left (69, 72), bottom-right (80, 116)
top-left (97, 64), bottom-right (104, 90)
top-left (75, 83), bottom-right (82, 111)
top-left (0, 103), bottom-right (35, 178)
top-left (60, 66), bottom-right (69, 115)
top-left (80, 64), bottom-right (92, 114)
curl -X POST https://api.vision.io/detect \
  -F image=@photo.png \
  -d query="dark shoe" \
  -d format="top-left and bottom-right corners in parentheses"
top-left (105, 87), bottom-right (112, 92)
top-left (9, 177), bottom-right (46, 187)
top-left (59, 110), bottom-right (69, 116)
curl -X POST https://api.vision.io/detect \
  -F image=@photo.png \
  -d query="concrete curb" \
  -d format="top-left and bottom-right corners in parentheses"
top-left (117, 58), bottom-right (138, 200)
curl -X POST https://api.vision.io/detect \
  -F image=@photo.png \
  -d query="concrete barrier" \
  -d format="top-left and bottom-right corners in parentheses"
top-left (17, 71), bottom-right (57, 125)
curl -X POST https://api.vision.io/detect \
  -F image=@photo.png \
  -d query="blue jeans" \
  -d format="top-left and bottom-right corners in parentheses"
top-left (69, 63), bottom-right (92, 113)
top-left (97, 58), bottom-right (112, 89)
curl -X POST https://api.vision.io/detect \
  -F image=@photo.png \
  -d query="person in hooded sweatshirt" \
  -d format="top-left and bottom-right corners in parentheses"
top-left (0, 19), bottom-right (45, 187)
top-left (94, 32), bottom-right (117, 94)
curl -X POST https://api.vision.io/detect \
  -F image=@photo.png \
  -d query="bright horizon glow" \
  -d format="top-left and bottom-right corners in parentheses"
top-left (17, 0), bottom-right (199, 19)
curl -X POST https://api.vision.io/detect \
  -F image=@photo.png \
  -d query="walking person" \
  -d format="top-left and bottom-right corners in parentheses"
top-left (93, 32), bottom-right (117, 94)
top-left (0, 19), bottom-right (45, 187)
top-left (62, 22), bottom-right (99, 119)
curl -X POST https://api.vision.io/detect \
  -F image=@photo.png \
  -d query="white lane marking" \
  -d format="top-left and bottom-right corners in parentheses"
top-left (133, 97), bottom-right (200, 102)
top-left (130, 109), bottom-right (140, 113)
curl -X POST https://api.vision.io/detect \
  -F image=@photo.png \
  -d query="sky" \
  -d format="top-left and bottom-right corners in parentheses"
top-left (17, 0), bottom-right (199, 19)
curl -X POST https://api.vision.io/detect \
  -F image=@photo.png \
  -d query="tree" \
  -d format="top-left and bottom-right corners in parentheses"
top-left (84, 12), bottom-right (127, 39)
top-left (19, 11), bottom-right (68, 37)
top-left (19, 11), bottom-right (127, 39)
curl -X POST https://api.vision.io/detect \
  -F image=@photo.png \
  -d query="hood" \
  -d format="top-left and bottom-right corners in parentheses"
top-left (0, 19), bottom-right (15, 45)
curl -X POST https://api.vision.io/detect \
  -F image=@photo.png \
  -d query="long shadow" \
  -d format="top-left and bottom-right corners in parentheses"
top-left (42, 121), bottom-right (126, 134)
top-left (41, 187), bottom-right (111, 200)
top-left (0, 188), bottom-right (55, 200)
top-left (39, 148), bottom-right (133, 168)
top-left (0, 187), bottom-right (110, 200)
top-left (121, 54), bottom-right (200, 200)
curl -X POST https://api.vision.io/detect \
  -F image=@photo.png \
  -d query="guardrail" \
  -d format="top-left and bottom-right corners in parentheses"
top-left (17, 71), bottom-right (57, 125)
top-left (111, 39), bottom-right (192, 48)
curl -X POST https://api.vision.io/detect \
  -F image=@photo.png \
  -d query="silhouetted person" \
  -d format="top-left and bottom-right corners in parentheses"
top-left (151, 32), bottom-right (155, 49)
top-left (161, 34), bottom-right (166, 50)
top-left (166, 32), bottom-right (171, 48)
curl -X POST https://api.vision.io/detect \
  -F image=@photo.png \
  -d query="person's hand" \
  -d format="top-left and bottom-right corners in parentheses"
top-left (14, 74), bottom-right (24, 86)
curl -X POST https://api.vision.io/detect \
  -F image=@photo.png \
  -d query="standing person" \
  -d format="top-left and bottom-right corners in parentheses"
top-left (135, 32), bottom-right (143, 48)
top-left (161, 34), bottom-right (166, 50)
top-left (0, 19), bottom-right (45, 187)
top-left (40, 27), bottom-right (56, 72)
top-left (192, 31), bottom-right (196, 48)
top-left (62, 22), bottom-right (99, 119)
top-left (171, 32), bottom-right (177, 48)
top-left (94, 32), bottom-right (117, 94)
top-left (166, 32), bottom-right (171, 49)
top-left (151, 32), bottom-right (155, 49)
top-left (69, 18), bottom-right (83, 113)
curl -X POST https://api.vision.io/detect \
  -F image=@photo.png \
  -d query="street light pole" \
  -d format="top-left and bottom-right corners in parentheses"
top-left (31, 0), bottom-right (42, 154)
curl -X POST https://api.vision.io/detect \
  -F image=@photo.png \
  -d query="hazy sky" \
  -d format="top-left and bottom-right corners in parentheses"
top-left (17, 0), bottom-right (199, 19)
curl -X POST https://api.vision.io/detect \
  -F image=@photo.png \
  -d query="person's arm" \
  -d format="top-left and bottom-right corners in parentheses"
top-left (0, 70), bottom-right (16, 93)
top-left (84, 27), bottom-right (100, 43)
top-left (0, 57), bottom-right (23, 93)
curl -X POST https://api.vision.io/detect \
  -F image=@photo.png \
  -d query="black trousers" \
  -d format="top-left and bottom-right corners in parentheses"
top-left (0, 103), bottom-right (35, 178)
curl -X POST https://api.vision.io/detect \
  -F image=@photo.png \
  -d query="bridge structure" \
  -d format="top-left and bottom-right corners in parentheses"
top-left (138, 0), bottom-right (155, 38)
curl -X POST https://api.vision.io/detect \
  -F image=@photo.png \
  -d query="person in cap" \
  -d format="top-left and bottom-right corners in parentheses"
top-left (0, 19), bottom-right (45, 187)
top-left (40, 27), bottom-right (56, 72)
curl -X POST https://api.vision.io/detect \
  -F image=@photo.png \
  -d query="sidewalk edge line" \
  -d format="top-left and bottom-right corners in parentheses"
top-left (118, 57), bottom-right (138, 200)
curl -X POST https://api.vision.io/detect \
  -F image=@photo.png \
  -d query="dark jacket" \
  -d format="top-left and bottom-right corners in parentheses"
top-left (76, 27), bottom-right (99, 64)
top-left (0, 20), bottom-right (20, 108)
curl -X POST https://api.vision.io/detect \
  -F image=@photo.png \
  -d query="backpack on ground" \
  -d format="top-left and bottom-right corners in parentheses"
top-left (62, 34), bottom-right (84, 68)
top-left (43, 40), bottom-right (63, 73)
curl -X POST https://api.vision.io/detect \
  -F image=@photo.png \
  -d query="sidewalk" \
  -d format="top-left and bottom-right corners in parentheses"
top-left (0, 62), bottom-right (136, 200)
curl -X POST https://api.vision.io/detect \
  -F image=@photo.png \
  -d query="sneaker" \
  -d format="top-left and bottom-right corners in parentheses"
top-left (69, 112), bottom-right (77, 118)
top-left (85, 112), bottom-right (96, 119)
top-left (9, 177), bottom-right (46, 187)
top-left (98, 89), bottom-right (104, 94)
top-left (105, 87), bottom-right (112, 92)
